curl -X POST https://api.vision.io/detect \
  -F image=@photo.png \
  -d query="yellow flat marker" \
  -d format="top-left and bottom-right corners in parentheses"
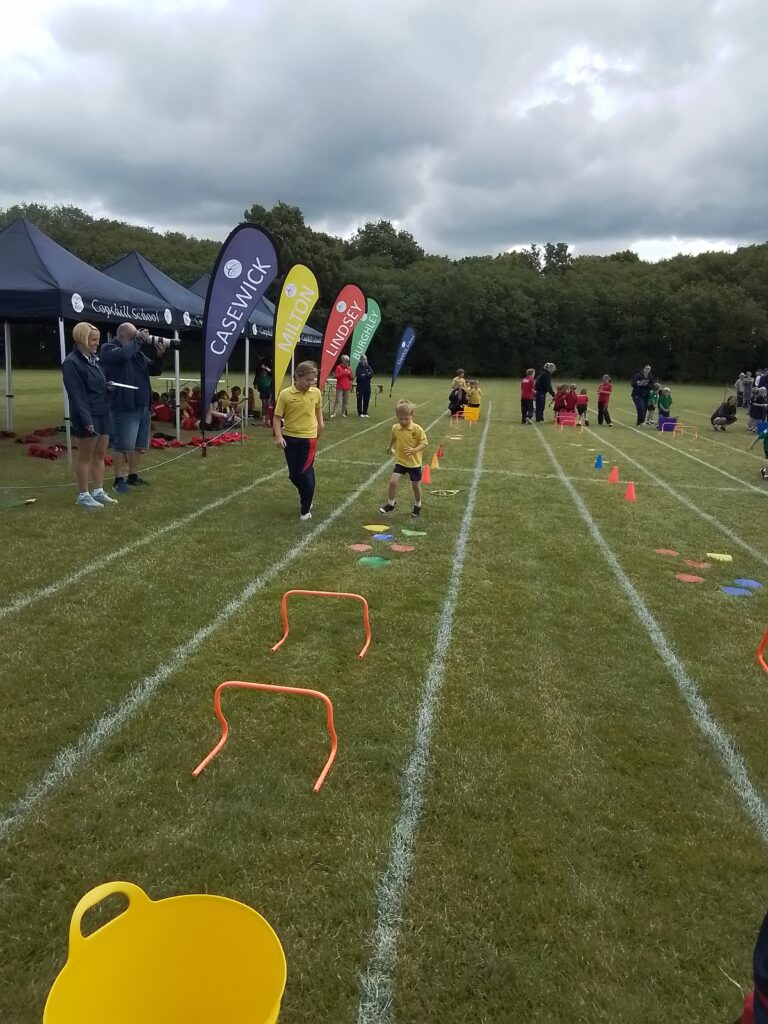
top-left (706, 552), bottom-right (733, 562)
top-left (364, 524), bottom-right (388, 532)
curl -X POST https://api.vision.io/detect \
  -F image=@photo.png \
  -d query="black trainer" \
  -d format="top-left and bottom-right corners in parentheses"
top-left (411, 504), bottom-right (422, 518)
top-left (379, 501), bottom-right (396, 515)
top-left (127, 475), bottom-right (149, 486)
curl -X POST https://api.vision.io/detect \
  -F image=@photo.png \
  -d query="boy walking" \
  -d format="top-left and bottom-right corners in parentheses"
top-left (379, 399), bottom-right (428, 518)
top-left (273, 361), bottom-right (324, 521)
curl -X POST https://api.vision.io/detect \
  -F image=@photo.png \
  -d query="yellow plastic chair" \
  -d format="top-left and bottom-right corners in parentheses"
top-left (44, 881), bottom-right (286, 1024)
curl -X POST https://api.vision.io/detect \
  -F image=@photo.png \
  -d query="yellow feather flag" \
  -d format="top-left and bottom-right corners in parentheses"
top-left (273, 264), bottom-right (319, 391)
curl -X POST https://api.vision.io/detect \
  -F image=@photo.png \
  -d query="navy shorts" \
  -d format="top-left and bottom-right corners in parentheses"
top-left (111, 406), bottom-right (151, 453)
top-left (71, 412), bottom-right (112, 439)
top-left (393, 463), bottom-right (423, 482)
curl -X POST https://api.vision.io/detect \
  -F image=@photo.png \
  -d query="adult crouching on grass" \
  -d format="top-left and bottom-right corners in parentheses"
top-left (61, 322), bottom-right (116, 509)
top-left (273, 360), bottom-right (324, 521)
top-left (99, 322), bottom-right (166, 494)
top-left (712, 396), bottom-right (738, 431)
top-left (630, 364), bottom-right (656, 425)
top-left (534, 362), bottom-right (556, 422)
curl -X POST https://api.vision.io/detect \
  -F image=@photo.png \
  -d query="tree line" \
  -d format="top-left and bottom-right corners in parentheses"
top-left (2, 201), bottom-right (767, 381)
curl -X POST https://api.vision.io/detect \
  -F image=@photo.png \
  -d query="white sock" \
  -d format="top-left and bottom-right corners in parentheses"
top-left (92, 487), bottom-right (105, 496)
top-left (77, 491), bottom-right (89, 499)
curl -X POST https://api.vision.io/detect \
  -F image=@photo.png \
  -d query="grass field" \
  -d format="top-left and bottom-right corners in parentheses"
top-left (1, 370), bottom-right (767, 1023)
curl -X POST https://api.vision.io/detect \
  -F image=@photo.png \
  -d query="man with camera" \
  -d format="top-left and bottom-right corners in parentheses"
top-left (100, 322), bottom-right (170, 493)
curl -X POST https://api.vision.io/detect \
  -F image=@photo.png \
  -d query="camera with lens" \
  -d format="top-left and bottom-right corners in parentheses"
top-left (140, 333), bottom-right (181, 354)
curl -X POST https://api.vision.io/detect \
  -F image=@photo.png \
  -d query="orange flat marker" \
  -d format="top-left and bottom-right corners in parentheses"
top-left (193, 681), bottom-right (338, 792)
top-left (270, 589), bottom-right (372, 659)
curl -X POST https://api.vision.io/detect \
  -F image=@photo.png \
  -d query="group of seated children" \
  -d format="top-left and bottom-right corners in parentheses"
top-left (150, 385), bottom-right (248, 432)
top-left (448, 369), bottom-right (482, 417)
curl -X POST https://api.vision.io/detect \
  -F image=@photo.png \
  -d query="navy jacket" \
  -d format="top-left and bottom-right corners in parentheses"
top-left (61, 348), bottom-right (109, 426)
top-left (356, 363), bottom-right (374, 387)
top-left (535, 370), bottom-right (554, 397)
top-left (631, 370), bottom-right (656, 398)
top-left (99, 337), bottom-right (165, 410)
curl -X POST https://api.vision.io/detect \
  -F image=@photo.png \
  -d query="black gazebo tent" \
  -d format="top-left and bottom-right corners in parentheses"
top-left (0, 217), bottom-right (183, 442)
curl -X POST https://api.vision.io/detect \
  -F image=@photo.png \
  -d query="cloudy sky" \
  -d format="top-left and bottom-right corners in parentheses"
top-left (1, 0), bottom-right (765, 259)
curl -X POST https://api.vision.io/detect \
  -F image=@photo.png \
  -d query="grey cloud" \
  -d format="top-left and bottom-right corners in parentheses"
top-left (0, 0), bottom-right (765, 257)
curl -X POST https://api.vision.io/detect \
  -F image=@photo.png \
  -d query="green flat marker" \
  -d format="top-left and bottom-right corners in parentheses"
top-left (358, 555), bottom-right (391, 568)
top-left (402, 529), bottom-right (426, 537)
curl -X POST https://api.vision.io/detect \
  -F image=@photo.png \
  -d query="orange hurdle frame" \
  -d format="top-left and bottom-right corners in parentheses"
top-left (270, 590), bottom-right (372, 659)
top-left (192, 681), bottom-right (338, 793)
top-left (757, 628), bottom-right (768, 674)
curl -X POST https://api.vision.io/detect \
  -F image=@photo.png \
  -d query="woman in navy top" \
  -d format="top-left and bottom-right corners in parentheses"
top-left (355, 355), bottom-right (374, 417)
top-left (61, 322), bottom-right (117, 509)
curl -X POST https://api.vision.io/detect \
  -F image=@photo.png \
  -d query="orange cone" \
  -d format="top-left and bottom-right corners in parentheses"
top-left (437, 444), bottom-right (445, 459)
top-left (624, 481), bottom-right (637, 503)
top-left (422, 465), bottom-right (432, 484)
top-left (607, 466), bottom-right (619, 484)
top-left (431, 453), bottom-right (440, 470)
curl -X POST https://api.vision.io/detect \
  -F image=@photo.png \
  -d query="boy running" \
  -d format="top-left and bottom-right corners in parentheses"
top-left (379, 399), bottom-right (428, 518)
top-left (273, 360), bottom-right (323, 521)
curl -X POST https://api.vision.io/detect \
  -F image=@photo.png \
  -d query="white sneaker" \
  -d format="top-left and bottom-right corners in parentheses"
top-left (92, 489), bottom-right (118, 505)
top-left (300, 511), bottom-right (312, 521)
top-left (76, 493), bottom-right (102, 509)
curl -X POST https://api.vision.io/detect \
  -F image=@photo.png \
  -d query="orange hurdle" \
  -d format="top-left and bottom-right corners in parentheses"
top-left (673, 423), bottom-right (699, 439)
top-left (270, 589), bottom-right (372, 659)
top-left (757, 628), bottom-right (768, 673)
top-left (192, 681), bottom-right (338, 793)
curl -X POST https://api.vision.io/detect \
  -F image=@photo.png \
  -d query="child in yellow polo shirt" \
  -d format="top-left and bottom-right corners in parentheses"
top-left (379, 399), bottom-right (428, 518)
top-left (274, 360), bottom-right (323, 521)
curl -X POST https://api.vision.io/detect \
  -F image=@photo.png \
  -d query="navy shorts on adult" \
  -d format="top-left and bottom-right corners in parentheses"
top-left (393, 463), bottom-right (423, 482)
top-left (70, 412), bottom-right (113, 439)
top-left (111, 406), bottom-right (151, 453)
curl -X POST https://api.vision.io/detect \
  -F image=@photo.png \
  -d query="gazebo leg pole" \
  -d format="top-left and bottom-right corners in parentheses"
top-left (3, 321), bottom-right (12, 432)
top-left (173, 335), bottom-right (181, 441)
top-left (58, 318), bottom-right (72, 460)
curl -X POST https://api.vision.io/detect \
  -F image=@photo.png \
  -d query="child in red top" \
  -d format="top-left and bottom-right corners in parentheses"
top-left (564, 385), bottom-right (579, 413)
top-left (520, 368), bottom-right (535, 424)
top-left (597, 374), bottom-right (613, 426)
top-left (552, 385), bottom-right (567, 419)
top-left (151, 394), bottom-right (174, 423)
top-left (576, 388), bottom-right (589, 426)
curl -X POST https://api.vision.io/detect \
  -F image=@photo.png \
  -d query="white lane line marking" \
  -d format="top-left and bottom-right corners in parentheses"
top-left (584, 427), bottom-right (768, 565)
top-left (0, 409), bottom-right (431, 623)
top-left (536, 427), bottom-right (768, 844)
top-left (0, 410), bottom-right (446, 842)
top-left (611, 415), bottom-right (766, 495)
top-left (356, 408), bottom-right (492, 1024)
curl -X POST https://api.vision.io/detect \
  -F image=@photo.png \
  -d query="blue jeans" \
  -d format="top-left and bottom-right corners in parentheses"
top-left (111, 406), bottom-right (151, 453)
top-left (632, 394), bottom-right (648, 425)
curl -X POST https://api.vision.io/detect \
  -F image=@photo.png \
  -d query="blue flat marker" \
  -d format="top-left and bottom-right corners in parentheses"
top-left (721, 586), bottom-right (753, 597)
top-left (734, 579), bottom-right (763, 590)
top-left (373, 533), bottom-right (394, 541)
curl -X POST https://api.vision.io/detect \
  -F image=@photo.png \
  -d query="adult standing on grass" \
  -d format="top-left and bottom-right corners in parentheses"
top-left (534, 362), bottom-right (556, 422)
top-left (99, 322), bottom-right (166, 493)
top-left (355, 354), bottom-right (374, 417)
top-left (273, 360), bottom-right (324, 521)
top-left (61, 322), bottom-right (117, 509)
top-left (630, 364), bottom-right (656, 426)
top-left (332, 354), bottom-right (353, 418)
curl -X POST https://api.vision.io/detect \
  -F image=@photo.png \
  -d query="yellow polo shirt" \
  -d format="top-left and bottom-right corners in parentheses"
top-left (389, 421), bottom-right (428, 468)
top-left (274, 385), bottom-right (321, 438)
top-left (467, 387), bottom-right (482, 405)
